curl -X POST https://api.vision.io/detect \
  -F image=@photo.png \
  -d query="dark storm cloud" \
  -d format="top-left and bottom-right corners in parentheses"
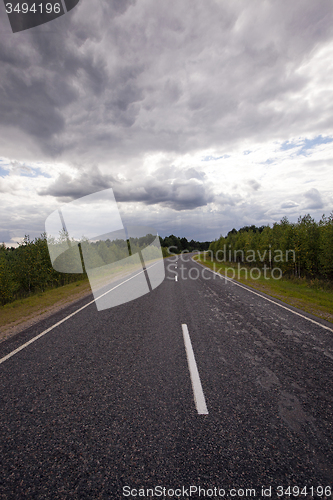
top-left (0, 0), bottom-right (138, 154)
top-left (1, 0), bottom-right (333, 163)
top-left (40, 165), bottom-right (215, 210)
top-left (38, 168), bottom-right (117, 200)
top-left (114, 177), bottom-right (213, 210)
top-left (0, 71), bottom-right (67, 138)
top-left (125, 166), bottom-right (214, 211)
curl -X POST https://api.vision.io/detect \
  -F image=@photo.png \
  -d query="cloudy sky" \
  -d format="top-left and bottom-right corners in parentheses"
top-left (1, 0), bottom-right (333, 245)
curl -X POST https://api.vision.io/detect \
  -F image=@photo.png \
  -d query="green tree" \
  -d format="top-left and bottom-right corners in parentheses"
top-left (319, 212), bottom-right (333, 279)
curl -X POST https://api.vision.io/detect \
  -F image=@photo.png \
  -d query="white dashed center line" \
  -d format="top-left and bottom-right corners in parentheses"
top-left (182, 324), bottom-right (208, 415)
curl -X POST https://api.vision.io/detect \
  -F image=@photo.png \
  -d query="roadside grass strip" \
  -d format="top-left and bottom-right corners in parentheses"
top-left (0, 279), bottom-right (91, 334)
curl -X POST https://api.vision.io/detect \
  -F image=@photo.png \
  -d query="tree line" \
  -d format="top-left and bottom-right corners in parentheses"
top-left (0, 232), bottom-right (161, 306)
top-left (0, 231), bottom-right (211, 305)
top-left (2, 214), bottom-right (331, 306)
top-left (0, 234), bottom-right (87, 306)
top-left (208, 213), bottom-right (333, 280)
top-left (159, 235), bottom-right (211, 255)
top-left (50, 231), bottom-right (161, 272)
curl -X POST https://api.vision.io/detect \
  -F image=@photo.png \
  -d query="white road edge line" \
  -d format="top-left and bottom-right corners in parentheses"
top-left (0, 261), bottom-right (160, 366)
top-left (193, 258), bottom-right (333, 333)
top-left (181, 324), bottom-right (209, 415)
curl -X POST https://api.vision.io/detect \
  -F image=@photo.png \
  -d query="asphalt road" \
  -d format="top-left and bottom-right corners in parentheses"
top-left (1, 255), bottom-right (333, 499)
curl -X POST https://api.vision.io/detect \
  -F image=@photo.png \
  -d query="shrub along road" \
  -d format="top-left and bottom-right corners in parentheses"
top-left (0, 255), bottom-right (333, 498)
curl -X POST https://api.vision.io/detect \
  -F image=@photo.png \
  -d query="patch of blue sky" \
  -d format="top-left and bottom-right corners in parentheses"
top-left (280, 140), bottom-right (299, 151)
top-left (0, 158), bottom-right (10, 177)
top-left (202, 154), bottom-right (230, 161)
top-left (262, 158), bottom-right (275, 165)
top-left (20, 167), bottom-right (52, 178)
top-left (243, 150), bottom-right (251, 155)
top-left (280, 135), bottom-right (333, 155)
top-left (298, 135), bottom-right (333, 155)
top-left (0, 166), bottom-right (9, 177)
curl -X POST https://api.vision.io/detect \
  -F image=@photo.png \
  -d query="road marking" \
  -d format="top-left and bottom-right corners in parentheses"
top-left (0, 261), bottom-right (160, 366)
top-left (193, 258), bottom-right (333, 333)
top-left (181, 324), bottom-right (208, 415)
top-left (175, 275), bottom-right (178, 281)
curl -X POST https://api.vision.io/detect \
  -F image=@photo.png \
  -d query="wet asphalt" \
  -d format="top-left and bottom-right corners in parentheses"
top-left (1, 255), bottom-right (333, 499)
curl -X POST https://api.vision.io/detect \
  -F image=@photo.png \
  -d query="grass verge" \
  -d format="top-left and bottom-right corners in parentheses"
top-left (0, 279), bottom-right (91, 338)
top-left (0, 255), bottom-right (168, 339)
top-left (194, 255), bottom-right (333, 324)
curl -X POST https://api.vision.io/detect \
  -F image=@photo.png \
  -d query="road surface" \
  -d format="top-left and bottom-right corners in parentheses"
top-left (1, 255), bottom-right (333, 499)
